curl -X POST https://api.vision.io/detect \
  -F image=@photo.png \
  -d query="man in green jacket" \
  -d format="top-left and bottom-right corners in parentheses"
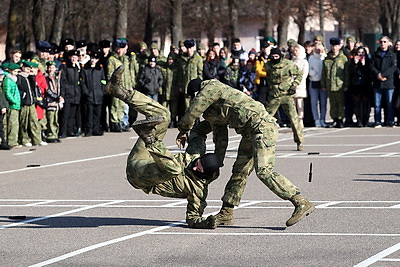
top-left (104, 66), bottom-right (221, 229)
top-left (264, 48), bottom-right (304, 151)
top-left (321, 38), bottom-right (349, 128)
top-left (0, 68), bottom-right (10, 149)
top-left (176, 78), bottom-right (315, 227)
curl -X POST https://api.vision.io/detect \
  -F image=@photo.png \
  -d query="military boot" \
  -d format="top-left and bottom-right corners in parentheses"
top-left (215, 204), bottom-right (235, 226)
top-left (104, 66), bottom-right (133, 101)
top-left (286, 194), bottom-right (315, 227)
top-left (131, 116), bottom-right (164, 145)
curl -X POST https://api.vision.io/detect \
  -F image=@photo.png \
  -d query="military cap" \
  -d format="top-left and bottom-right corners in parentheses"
top-left (68, 50), bottom-right (80, 57)
top-left (148, 55), bottom-right (157, 62)
top-left (150, 43), bottom-right (159, 50)
top-left (46, 61), bottom-right (57, 67)
top-left (167, 53), bottom-right (176, 60)
top-left (264, 36), bottom-right (277, 46)
top-left (50, 43), bottom-right (61, 54)
top-left (184, 39), bottom-right (195, 48)
top-left (178, 40), bottom-right (185, 47)
top-left (140, 42), bottom-right (148, 49)
top-left (313, 35), bottom-right (324, 42)
top-left (22, 60), bottom-right (39, 68)
top-left (198, 153), bottom-right (220, 175)
top-left (346, 36), bottom-right (356, 43)
top-left (232, 38), bottom-right (241, 43)
top-left (76, 40), bottom-right (87, 49)
top-left (1, 63), bottom-right (10, 70)
top-left (61, 38), bottom-right (74, 48)
top-left (114, 38), bottom-right (128, 48)
top-left (187, 78), bottom-right (203, 98)
top-left (198, 43), bottom-right (206, 50)
top-left (7, 63), bottom-right (20, 70)
top-left (170, 44), bottom-right (177, 50)
top-left (329, 37), bottom-right (341, 46)
top-left (36, 40), bottom-right (52, 52)
top-left (99, 39), bottom-right (112, 48)
top-left (287, 39), bottom-right (298, 46)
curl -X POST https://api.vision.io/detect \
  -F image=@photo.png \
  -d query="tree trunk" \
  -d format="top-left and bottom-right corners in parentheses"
top-left (32, 0), bottom-right (46, 42)
top-left (277, 0), bottom-right (290, 46)
top-left (228, 0), bottom-right (239, 47)
top-left (204, 0), bottom-right (216, 46)
top-left (6, 0), bottom-right (20, 57)
top-left (49, 0), bottom-right (67, 44)
top-left (170, 0), bottom-right (183, 46)
top-left (144, 0), bottom-right (153, 46)
top-left (264, 0), bottom-right (273, 37)
top-left (319, 0), bottom-right (325, 40)
top-left (115, 0), bottom-right (128, 38)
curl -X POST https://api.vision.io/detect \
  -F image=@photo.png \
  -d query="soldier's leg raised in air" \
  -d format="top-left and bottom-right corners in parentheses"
top-left (253, 122), bottom-right (314, 227)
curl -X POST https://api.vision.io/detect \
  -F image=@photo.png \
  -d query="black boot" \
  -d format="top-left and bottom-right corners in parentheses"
top-left (110, 122), bottom-right (122, 132)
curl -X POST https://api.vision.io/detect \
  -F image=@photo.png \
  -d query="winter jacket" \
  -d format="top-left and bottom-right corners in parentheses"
top-left (138, 65), bottom-right (163, 95)
top-left (321, 50), bottom-right (349, 92)
top-left (81, 62), bottom-right (105, 105)
top-left (59, 62), bottom-right (83, 104)
top-left (370, 48), bottom-right (397, 89)
top-left (2, 74), bottom-right (20, 110)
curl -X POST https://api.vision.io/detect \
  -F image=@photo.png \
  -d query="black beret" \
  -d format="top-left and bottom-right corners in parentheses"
top-left (270, 47), bottom-right (282, 57)
top-left (329, 37), bottom-right (341, 46)
top-left (184, 39), bottom-right (195, 49)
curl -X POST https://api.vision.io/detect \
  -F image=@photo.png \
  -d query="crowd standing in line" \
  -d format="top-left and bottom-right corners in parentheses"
top-left (1, 34), bottom-right (400, 150)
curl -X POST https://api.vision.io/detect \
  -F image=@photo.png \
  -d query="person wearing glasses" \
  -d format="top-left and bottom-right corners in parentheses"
top-left (370, 36), bottom-right (397, 128)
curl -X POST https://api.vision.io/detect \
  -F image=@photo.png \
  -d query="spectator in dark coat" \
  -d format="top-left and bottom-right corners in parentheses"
top-left (203, 49), bottom-right (224, 80)
top-left (138, 55), bottom-right (163, 102)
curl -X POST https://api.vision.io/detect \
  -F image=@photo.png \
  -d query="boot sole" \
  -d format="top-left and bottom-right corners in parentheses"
top-left (131, 116), bottom-right (164, 128)
top-left (286, 205), bottom-right (316, 227)
top-left (217, 219), bottom-right (234, 226)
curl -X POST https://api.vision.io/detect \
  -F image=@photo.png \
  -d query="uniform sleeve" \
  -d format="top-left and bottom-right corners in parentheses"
top-left (177, 81), bottom-right (223, 133)
top-left (186, 189), bottom-right (208, 228)
top-left (212, 124), bottom-right (228, 167)
top-left (291, 62), bottom-right (303, 87)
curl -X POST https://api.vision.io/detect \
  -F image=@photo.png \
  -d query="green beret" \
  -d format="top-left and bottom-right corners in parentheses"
top-left (8, 63), bottom-right (21, 70)
top-left (1, 62), bottom-right (11, 70)
top-left (22, 60), bottom-right (39, 68)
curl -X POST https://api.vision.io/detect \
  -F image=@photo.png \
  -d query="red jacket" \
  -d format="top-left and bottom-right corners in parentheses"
top-left (35, 69), bottom-right (48, 120)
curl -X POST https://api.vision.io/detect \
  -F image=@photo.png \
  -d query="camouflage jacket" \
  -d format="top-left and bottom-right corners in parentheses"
top-left (321, 50), bottom-right (349, 91)
top-left (177, 52), bottom-right (203, 93)
top-left (161, 63), bottom-right (179, 100)
top-left (265, 58), bottom-right (303, 98)
top-left (178, 79), bottom-right (275, 139)
top-left (107, 52), bottom-right (137, 89)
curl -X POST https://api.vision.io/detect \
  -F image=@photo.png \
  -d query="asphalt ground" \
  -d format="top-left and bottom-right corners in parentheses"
top-left (0, 124), bottom-right (399, 266)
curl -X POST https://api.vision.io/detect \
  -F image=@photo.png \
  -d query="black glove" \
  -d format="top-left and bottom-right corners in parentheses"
top-left (288, 86), bottom-right (296, 95)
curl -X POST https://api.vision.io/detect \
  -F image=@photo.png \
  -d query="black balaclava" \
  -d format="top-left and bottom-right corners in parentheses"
top-left (269, 47), bottom-right (283, 65)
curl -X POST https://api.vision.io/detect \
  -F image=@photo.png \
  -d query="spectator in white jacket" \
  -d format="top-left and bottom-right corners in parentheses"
top-left (308, 43), bottom-right (328, 127)
top-left (291, 44), bottom-right (309, 127)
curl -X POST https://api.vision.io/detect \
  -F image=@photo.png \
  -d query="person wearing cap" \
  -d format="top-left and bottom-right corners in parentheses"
top-left (103, 66), bottom-right (221, 229)
top-left (0, 68), bottom-right (11, 149)
top-left (76, 40), bottom-right (90, 65)
top-left (197, 43), bottom-right (207, 60)
top-left (176, 39), bottom-right (203, 112)
top-left (161, 53), bottom-right (179, 126)
top-left (149, 42), bottom-right (167, 68)
top-left (106, 38), bottom-right (137, 132)
top-left (32, 40), bottom-right (51, 73)
top-left (264, 47), bottom-right (304, 151)
top-left (98, 39), bottom-right (113, 132)
top-left (175, 78), bottom-right (315, 228)
top-left (16, 60), bottom-right (47, 147)
top-left (254, 40), bottom-right (272, 104)
top-left (2, 63), bottom-right (21, 148)
top-left (44, 61), bottom-right (63, 143)
top-left (81, 51), bottom-right (106, 137)
top-left (138, 55), bottom-right (163, 102)
top-left (231, 38), bottom-right (248, 61)
top-left (59, 38), bottom-right (75, 63)
top-left (136, 41), bottom-right (149, 69)
top-left (59, 49), bottom-right (84, 138)
top-left (321, 37), bottom-right (349, 128)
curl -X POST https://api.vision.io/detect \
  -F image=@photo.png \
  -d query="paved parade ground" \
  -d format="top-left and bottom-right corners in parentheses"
top-left (0, 125), bottom-right (399, 266)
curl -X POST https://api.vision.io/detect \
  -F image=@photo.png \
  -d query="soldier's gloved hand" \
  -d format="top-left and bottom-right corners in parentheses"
top-left (191, 215), bottom-right (217, 229)
top-left (288, 86), bottom-right (297, 95)
top-left (176, 132), bottom-right (188, 149)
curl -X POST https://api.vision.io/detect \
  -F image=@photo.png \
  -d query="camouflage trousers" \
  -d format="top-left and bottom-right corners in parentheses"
top-left (110, 97), bottom-right (126, 123)
top-left (328, 90), bottom-right (344, 120)
top-left (46, 110), bottom-right (59, 139)
top-left (19, 105), bottom-right (42, 145)
top-left (265, 95), bottom-right (304, 144)
top-left (6, 108), bottom-right (20, 147)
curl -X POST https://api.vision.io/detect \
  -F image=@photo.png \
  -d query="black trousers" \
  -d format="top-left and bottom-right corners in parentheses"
top-left (85, 104), bottom-right (102, 134)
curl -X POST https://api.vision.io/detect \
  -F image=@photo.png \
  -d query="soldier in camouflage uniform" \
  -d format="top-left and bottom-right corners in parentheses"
top-left (107, 38), bottom-right (138, 132)
top-left (176, 39), bottom-right (203, 111)
top-left (161, 54), bottom-right (179, 127)
top-left (321, 38), bottom-right (349, 128)
top-left (104, 66), bottom-right (221, 229)
top-left (264, 48), bottom-right (304, 151)
top-left (176, 78), bottom-right (315, 227)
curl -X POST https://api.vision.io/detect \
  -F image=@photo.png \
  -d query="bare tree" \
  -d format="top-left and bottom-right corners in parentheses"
top-left (228, 0), bottom-right (239, 46)
top-left (292, 0), bottom-right (316, 44)
top-left (277, 0), bottom-right (291, 46)
top-left (144, 0), bottom-right (153, 45)
top-left (264, 0), bottom-right (274, 37)
top-left (32, 0), bottom-right (46, 41)
top-left (49, 0), bottom-right (67, 44)
top-left (170, 0), bottom-right (183, 46)
top-left (115, 0), bottom-right (128, 38)
top-left (5, 0), bottom-right (21, 56)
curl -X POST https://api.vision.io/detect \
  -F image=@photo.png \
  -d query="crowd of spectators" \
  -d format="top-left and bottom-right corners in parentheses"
top-left (0, 34), bottom-right (399, 150)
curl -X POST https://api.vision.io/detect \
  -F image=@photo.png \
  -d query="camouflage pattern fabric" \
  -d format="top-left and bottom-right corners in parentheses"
top-left (328, 90), bottom-right (345, 120)
top-left (124, 90), bottom-right (216, 228)
top-left (19, 105), bottom-right (42, 145)
top-left (6, 108), bottom-right (19, 147)
top-left (46, 110), bottom-right (59, 139)
top-left (178, 79), bottom-right (299, 206)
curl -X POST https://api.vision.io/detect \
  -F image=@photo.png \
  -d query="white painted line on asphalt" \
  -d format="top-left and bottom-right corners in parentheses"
top-left (380, 258), bottom-right (400, 262)
top-left (380, 152), bottom-right (398, 157)
top-left (0, 200), bottom-right (125, 230)
top-left (354, 242), bottom-right (400, 267)
top-left (13, 151), bottom-right (34, 155)
top-left (28, 220), bottom-right (187, 267)
top-left (315, 201), bottom-right (342, 208)
top-left (23, 200), bottom-right (58, 206)
top-left (160, 200), bottom-right (187, 207)
top-left (332, 140), bottom-right (400, 158)
top-left (152, 232), bottom-right (400, 237)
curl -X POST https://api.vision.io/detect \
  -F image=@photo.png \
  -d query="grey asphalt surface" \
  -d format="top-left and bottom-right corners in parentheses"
top-left (0, 125), bottom-right (399, 267)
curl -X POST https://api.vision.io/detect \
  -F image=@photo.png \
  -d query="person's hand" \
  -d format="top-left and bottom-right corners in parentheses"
top-left (377, 73), bottom-right (387, 81)
top-left (1, 108), bottom-right (6, 114)
top-left (176, 132), bottom-right (188, 149)
top-left (288, 86), bottom-right (296, 95)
